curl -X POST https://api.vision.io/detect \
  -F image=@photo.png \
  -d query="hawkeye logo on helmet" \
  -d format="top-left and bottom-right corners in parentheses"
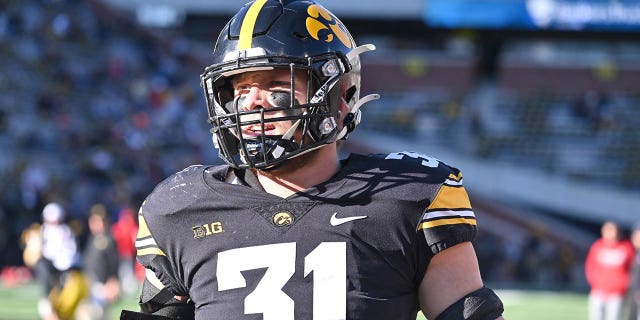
top-left (306, 4), bottom-right (352, 48)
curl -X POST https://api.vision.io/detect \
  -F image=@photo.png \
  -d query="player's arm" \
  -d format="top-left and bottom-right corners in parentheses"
top-left (120, 270), bottom-right (193, 320)
top-left (138, 269), bottom-right (193, 318)
top-left (129, 200), bottom-right (194, 319)
top-left (417, 167), bottom-right (504, 319)
top-left (418, 242), bottom-right (504, 320)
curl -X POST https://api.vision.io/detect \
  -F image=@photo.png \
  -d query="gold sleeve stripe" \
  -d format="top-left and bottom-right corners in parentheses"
top-left (137, 247), bottom-right (166, 257)
top-left (428, 185), bottom-right (472, 211)
top-left (444, 173), bottom-right (463, 186)
top-left (135, 215), bottom-right (166, 256)
top-left (238, 0), bottom-right (268, 49)
top-left (137, 215), bottom-right (152, 239)
top-left (418, 217), bottom-right (477, 230)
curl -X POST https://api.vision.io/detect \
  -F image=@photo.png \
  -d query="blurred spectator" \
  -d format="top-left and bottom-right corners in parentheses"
top-left (110, 207), bottom-right (141, 295)
top-left (77, 204), bottom-right (120, 320)
top-left (586, 221), bottom-right (635, 320)
top-left (25, 202), bottom-right (88, 320)
top-left (20, 222), bottom-right (42, 271)
top-left (624, 223), bottom-right (640, 320)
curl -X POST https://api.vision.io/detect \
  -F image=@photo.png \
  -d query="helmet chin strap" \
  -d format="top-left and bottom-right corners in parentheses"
top-left (265, 118), bottom-right (301, 159)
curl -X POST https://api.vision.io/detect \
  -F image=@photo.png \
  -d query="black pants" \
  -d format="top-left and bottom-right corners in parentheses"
top-left (34, 258), bottom-right (61, 296)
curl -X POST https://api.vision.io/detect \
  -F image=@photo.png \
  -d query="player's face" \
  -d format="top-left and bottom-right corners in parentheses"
top-left (230, 68), bottom-right (309, 139)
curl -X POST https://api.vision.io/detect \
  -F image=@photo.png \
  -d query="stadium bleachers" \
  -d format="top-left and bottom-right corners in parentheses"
top-left (0, 0), bottom-right (214, 266)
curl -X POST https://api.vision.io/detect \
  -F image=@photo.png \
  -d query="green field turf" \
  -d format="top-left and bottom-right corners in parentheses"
top-left (0, 283), bottom-right (587, 320)
top-left (0, 283), bottom-right (139, 320)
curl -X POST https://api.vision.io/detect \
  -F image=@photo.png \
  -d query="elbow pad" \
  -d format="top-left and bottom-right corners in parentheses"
top-left (434, 286), bottom-right (504, 320)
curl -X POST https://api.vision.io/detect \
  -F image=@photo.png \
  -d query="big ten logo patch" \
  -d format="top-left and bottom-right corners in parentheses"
top-left (192, 222), bottom-right (224, 239)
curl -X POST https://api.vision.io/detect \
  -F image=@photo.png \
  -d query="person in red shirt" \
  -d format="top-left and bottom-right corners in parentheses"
top-left (110, 207), bottom-right (142, 295)
top-left (586, 220), bottom-right (635, 320)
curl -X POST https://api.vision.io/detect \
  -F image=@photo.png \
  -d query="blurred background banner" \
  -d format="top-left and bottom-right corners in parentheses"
top-left (424, 0), bottom-right (640, 31)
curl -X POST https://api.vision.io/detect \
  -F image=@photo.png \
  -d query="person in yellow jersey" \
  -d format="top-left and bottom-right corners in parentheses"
top-left (122, 1), bottom-right (505, 319)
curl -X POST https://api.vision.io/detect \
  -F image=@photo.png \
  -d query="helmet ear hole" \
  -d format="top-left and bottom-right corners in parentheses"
top-left (344, 85), bottom-right (357, 103)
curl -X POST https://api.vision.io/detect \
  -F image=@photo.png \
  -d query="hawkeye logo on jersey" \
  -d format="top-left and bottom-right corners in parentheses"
top-left (273, 211), bottom-right (294, 227)
top-left (192, 222), bottom-right (224, 239)
top-left (306, 4), bottom-right (352, 48)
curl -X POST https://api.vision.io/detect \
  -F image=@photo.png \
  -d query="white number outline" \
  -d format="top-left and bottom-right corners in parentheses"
top-left (385, 151), bottom-right (440, 168)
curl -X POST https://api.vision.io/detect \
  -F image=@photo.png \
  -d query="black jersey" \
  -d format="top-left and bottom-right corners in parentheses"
top-left (135, 151), bottom-right (477, 320)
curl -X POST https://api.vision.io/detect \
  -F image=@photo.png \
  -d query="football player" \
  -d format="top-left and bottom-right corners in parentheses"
top-left (124, 1), bottom-right (505, 319)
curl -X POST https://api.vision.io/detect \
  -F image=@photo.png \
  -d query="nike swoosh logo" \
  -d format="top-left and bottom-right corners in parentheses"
top-left (330, 212), bottom-right (368, 226)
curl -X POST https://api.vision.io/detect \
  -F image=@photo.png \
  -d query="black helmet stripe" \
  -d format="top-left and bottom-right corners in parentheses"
top-left (238, 0), bottom-right (268, 50)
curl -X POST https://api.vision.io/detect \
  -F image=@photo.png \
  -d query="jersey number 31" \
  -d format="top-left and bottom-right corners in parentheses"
top-left (217, 242), bottom-right (346, 320)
